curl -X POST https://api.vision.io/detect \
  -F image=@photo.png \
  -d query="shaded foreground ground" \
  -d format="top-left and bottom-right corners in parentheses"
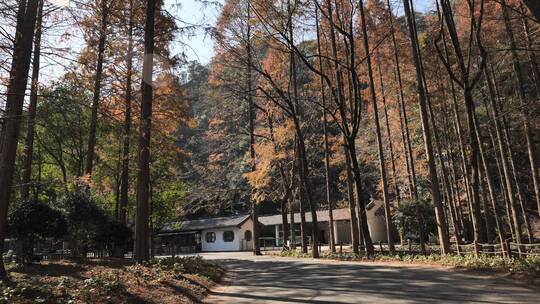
top-left (202, 252), bottom-right (540, 304)
top-left (3, 257), bottom-right (222, 303)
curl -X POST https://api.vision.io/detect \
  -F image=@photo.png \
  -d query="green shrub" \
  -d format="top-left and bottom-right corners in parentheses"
top-left (148, 256), bottom-right (224, 281)
top-left (8, 200), bottom-right (67, 263)
top-left (272, 250), bottom-right (540, 274)
top-left (394, 198), bottom-right (437, 241)
top-left (55, 186), bottom-right (132, 256)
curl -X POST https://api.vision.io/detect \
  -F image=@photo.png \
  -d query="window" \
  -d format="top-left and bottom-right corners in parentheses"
top-left (223, 231), bottom-right (235, 242)
top-left (244, 230), bottom-right (252, 242)
top-left (206, 232), bottom-right (216, 243)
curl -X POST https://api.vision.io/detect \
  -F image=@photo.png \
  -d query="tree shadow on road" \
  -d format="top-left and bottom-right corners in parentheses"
top-left (206, 258), bottom-right (539, 304)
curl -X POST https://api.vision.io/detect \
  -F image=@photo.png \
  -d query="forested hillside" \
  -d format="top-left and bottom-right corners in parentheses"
top-left (194, 0), bottom-right (540, 257)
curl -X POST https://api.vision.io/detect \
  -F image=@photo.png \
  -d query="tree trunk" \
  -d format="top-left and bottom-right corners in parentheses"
top-left (441, 96), bottom-right (465, 244)
top-left (134, 0), bottom-right (155, 263)
top-left (488, 64), bottom-right (523, 245)
top-left (315, 7), bottom-right (335, 253)
top-left (0, 0), bottom-right (39, 278)
top-left (347, 142), bottom-right (374, 256)
top-left (376, 54), bottom-right (400, 212)
top-left (358, 0), bottom-right (394, 254)
top-left (473, 111), bottom-right (501, 246)
top-left (119, 0), bottom-right (134, 225)
top-left (387, 0), bottom-right (417, 200)
top-left (344, 142), bottom-right (360, 254)
top-left (85, 0), bottom-right (109, 176)
top-left (479, 90), bottom-right (512, 240)
top-left (20, 0), bottom-right (44, 201)
top-left (287, 0), bottom-right (318, 258)
top-left (520, 3), bottom-right (540, 98)
top-left (296, 148), bottom-right (308, 254)
top-left (268, 113), bottom-right (292, 249)
top-left (0, 0), bottom-right (27, 152)
top-left (325, 0), bottom-right (360, 254)
top-left (289, 189), bottom-right (296, 249)
top-left (433, 73), bottom-right (463, 246)
top-left (246, 3), bottom-right (261, 256)
top-left (440, 20), bottom-right (475, 243)
top-left (280, 196), bottom-right (289, 248)
top-left (501, 0), bottom-right (540, 220)
top-left (403, 0), bottom-right (450, 254)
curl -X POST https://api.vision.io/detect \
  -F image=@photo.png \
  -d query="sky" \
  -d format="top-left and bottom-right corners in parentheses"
top-left (168, 0), bottom-right (434, 65)
top-left (166, 0), bottom-right (222, 64)
top-left (41, 0), bottom-right (434, 79)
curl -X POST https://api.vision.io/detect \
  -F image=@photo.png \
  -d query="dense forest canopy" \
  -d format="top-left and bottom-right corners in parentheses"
top-left (0, 0), bottom-right (539, 274)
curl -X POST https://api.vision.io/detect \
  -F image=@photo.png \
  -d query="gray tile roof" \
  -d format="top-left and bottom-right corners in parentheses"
top-left (258, 208), bottom-right (352, 226)
top-left (159, 214), bottom-right (250, 233)
top-left (158, 205), bottom-right (373, 235)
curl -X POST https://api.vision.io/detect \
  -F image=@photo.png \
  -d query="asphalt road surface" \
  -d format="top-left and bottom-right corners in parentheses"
top-left (201, 252), bottom-right (539, 304)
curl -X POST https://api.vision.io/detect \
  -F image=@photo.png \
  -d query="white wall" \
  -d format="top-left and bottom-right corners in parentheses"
top-left (201, 228), bottom-right (240, 252)
top-left (201, 219), bottom-right (254, 252)
top-left (367, 206), bottom-right (388, 243)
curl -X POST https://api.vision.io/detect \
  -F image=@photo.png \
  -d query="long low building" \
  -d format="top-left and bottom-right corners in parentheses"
top-left (155, 201), bottom-right (388, 254)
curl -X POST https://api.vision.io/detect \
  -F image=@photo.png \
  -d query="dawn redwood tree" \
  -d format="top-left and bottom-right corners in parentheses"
top-left (402, 0), bottom-right (450, 254)
top-left (0, 0), bottom-right (40, 278)
top-left (20, 0), bottom-right (44, 201)
top-left (315, 6), bottom-right (335, 253)
top-left (245, 0), bottom-right (321, 257)
top-left (85, 0), bottom-right (109, 176)
top-left (119, 0), bottom-right (135, 224)
top-left (287, 0), bottom-right (319, 257)
top-left (500, 0), bottom-right (540, 220)
top-left (386, 0), bottom-right (417, 201)
top-left (358, 0), bottom-right (394, 254)
top-left (438, 0), bottom-right (504, 254)
top-left (519, 3), bottom-right (540, 97)
top-left (246, 1), bottom-right (261, 256)
top-left (134, 0), bottom-right (156, 263)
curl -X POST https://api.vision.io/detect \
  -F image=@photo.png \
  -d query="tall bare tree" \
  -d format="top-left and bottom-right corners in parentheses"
top-left (358, 0), bottom-right (395, 254)
top-left (20, 0), bottom-right (44, 201)
top-left (85, 0), bottom-right (109, 176)
top-left (0, 0), bottom-right (40, 278)
top-left (246, 1), bottom-right (261, 256)
top-left (403, 0), bottom-right (450, 254)
top-left (119, 0), bottom-right (135, 224)
top-left (500, 0), bottom-right (540, 219)
top-left (134, 0), bottom-right (156, 263)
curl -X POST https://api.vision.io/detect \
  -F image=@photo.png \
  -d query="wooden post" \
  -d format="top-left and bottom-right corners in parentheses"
top-left (379, 241), bottom-right (384, 254)
top-left (473, 240), bottom-right (479, 257)
top-left (408, 239), bottom-right (412, 253)
top-left (505, 239), bottom-right (512, 258)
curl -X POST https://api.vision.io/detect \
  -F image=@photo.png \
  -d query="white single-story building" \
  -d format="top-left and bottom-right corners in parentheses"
top-left (156, 201), bottom-right (388, 254)
top-left (155, 214), bottom-right (254, 254)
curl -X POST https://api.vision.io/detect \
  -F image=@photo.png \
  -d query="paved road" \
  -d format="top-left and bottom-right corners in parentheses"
top-left (201, 252), bottom-right (539, 304)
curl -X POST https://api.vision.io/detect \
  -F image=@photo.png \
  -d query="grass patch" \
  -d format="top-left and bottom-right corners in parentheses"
top-left (1, 256), bottom-right (224, 304)
top-left (271, 250), bottom-right (540, 275)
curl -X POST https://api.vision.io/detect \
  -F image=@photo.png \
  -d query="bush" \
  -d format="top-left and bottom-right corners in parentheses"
top-left (8, 200), bottom-right (67, 263)
top-left (95, 220), bottom-right (133, 257)
top-left (272, 250), bottom-right (540, 274)
top-left (55, 186), bottom-right (132, 257)
top-left (148, 256), bottom-right (224, 281)
top-left (394, 198), bottom-right (437, 241)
